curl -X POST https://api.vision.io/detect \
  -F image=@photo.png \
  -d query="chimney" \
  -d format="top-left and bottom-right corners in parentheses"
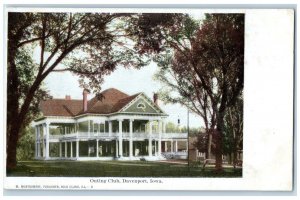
top-left (153, 93), bottom-right (158, 105)
top-left (65, 95), bottom-right (71, 100)
top-left (83, 89), bottom-right (90, 112)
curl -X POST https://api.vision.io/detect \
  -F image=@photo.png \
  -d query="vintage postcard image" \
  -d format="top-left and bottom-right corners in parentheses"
top-left (3, 7), bottom-right (294, 191)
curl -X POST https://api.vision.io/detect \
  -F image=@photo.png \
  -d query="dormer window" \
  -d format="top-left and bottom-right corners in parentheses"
top-left (137, 103), bottom-right (146, 109)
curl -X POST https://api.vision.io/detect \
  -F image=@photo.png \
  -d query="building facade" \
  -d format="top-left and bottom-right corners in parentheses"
top-left (33, 88), bottom-right (187, 161)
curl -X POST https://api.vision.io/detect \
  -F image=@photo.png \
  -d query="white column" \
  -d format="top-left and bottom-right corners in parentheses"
top-left (65, 141), bottom-right (67, 158)
top-left (165, 141), bottom-right (168, 152)
top-left (36, 126), bottom-right (41, 157)
top-left (175, 140), bottom-right (178, 152)
top-left (96, 139), bottom-right (99, 158)
top-left (76, 123), bottom-right (79, 138)
top-left (70, 142), bottom-right (73, 157)
top-left (171, 140), bottom-right (173, 153)
top-left (34, 126), bottom-right (38, 158)
top-left (88, 120), bottom-right (90, 138)
top-left (37, 126), bottom-right (41, 157)
top-left (59, 142), bottom-right (62, 158)
top-left (129, 119), bottom-right (133, 158)
top-left (45, 122), bottom-right (50, 159)
top-left (42, 126), bottom-right (45, 157)
top-left (76, 140), bottom-right (79, 158)
top-left (115, 139), bottom-right (118, 157)
top-left (42, 141), bottom-right (45, 157)
top-left (118, 119), bottom-right (123, 157)
top-left (158, 120), bottom-right (162, 156)
top-left (108, 121), bottom-right (112, 137)
top-left (148, 121), bottom-right (153, 157)
top-left (163, 121), bottom-right (166, 133)
top-left (186, 140), bottom-right (188, 152)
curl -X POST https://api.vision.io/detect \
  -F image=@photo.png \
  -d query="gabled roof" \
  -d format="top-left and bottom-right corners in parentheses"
top-left (39, 88), bottom-right (166, 117)
top-left (39, 99), bottom-right (82, 117)
top-left (119, 93), bottom-right (166, 114)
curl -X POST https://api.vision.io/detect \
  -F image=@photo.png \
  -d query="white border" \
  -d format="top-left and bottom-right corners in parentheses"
top-left (1, 6), bottom-right (295, 192)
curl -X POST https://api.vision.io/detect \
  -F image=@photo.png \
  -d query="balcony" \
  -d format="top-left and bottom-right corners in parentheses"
top-left (48, 131), bottom-right (187, 141)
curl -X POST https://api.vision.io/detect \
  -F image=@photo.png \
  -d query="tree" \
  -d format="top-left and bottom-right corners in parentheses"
top-left (131, 13), bottom-right (244, 170)
top-left (192, 14), bottom-right (244, 170)
top-left (7, 12), bottom-right (150, 170)
top-left (223, 95), bottom-right (243, 167)
top-left (154, 48), bottom-right (216, 159)
top-left (16, 127), bottom-right (35, 161)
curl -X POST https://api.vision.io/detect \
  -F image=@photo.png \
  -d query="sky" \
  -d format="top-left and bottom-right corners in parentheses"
top-left (44, 62), bottom-right (204, 128)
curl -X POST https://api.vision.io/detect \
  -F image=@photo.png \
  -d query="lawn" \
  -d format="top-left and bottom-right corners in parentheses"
top-left (7, 160), bottom-right (242, 177)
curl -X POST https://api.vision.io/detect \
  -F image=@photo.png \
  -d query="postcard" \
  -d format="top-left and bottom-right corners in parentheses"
top-left (2, 7), bottom-right (294, 191)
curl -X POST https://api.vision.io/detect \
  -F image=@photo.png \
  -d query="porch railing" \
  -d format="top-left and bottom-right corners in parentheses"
top-left (49, 132), bottom-right (188, 140)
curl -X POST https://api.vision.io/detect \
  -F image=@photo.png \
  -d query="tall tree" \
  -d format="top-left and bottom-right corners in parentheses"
top-left (223, 95), bottom-right (243, 168)
top-left (130, 13), bottom-right (244, 170)
top-left (7, 12), bottom-right (150, 170)
top-left (192, 14), bottom-right (244, 170)
top-left (153, 49), bottom-right (216, 159)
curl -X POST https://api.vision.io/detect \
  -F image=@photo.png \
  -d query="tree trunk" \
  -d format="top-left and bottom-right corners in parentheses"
top-left (215, 113), bottom-right (225, 171)
top-left (233, 150), bottom-right (237, 169)
top-left (233, 138), bottom-right (238, 168)
top-left (6, 77), bottom-right (42, 170)
top-left (207, 132), bottom-right (212, 159)
top-left (6, 45), bottom-right (21, 171)
top-left (6, 124), bottom-right (22, 171)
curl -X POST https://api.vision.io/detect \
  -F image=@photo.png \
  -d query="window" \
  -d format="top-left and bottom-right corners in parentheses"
top-left (137, 103), bottom-right (146, 109)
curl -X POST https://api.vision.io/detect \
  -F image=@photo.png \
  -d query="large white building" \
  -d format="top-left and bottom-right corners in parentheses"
top-left (33, 88), bottom-right (187, 161)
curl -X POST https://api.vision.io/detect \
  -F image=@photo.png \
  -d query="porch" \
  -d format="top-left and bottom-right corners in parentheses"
top-left (34, 116), bottom-right (188, 161)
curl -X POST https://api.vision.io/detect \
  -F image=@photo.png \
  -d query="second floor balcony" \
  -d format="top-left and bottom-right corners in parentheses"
top-left (47, 131), bottom-right (187, 141)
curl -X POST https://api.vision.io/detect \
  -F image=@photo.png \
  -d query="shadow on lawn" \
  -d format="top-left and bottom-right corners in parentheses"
top-left (7, 160), bottom-right (242, 178)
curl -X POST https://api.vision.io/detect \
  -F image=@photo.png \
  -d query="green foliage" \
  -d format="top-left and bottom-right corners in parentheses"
top-left (8, 160), bottom-right (242, 177)
top-left (164, 121), bottom-right (201, 135)
top-left (16, 127), bottom-right (35, 161)
top-left (223, 96), bottom-right (243, 154)
top-left (11, 47), bottom-right (50, 128)
top-left (180, 126), bottom-right (202, 136)
top-left (150, 14), bottom-right (244, 167)
top-left (165, 121), bottom-right (179, 133)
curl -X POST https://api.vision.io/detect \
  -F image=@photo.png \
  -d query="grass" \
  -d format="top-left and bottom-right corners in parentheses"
top-left (7, 160), bottom-right (242, 177)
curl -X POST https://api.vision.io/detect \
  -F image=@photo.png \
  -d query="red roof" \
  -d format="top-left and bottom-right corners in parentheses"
top-left (39, 88), bottom-right (141, 117)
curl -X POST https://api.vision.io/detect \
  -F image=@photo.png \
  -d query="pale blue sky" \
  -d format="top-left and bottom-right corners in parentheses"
top-left (45, 62), bottom-right (203, 128)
